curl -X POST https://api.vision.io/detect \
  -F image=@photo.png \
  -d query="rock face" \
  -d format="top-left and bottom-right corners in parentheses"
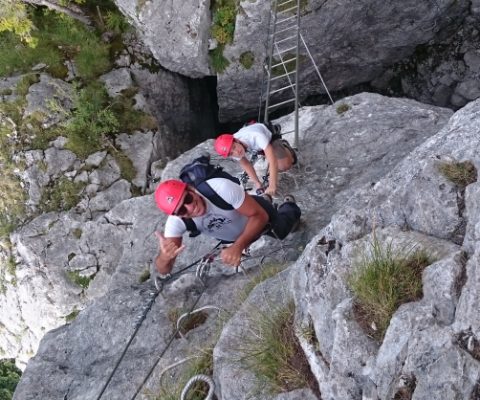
top-left (115, 0), bottom-right (480, 121)
top-left (114, 0), bottom-right (212, 78)
top-left (12, 93), bottom-right (480, 400)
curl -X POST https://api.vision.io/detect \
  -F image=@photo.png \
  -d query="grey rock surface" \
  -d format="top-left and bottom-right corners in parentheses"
top-left (23, 74), bottom-right (74, 127)
top-left (114, 0), bottom-right (211, 78)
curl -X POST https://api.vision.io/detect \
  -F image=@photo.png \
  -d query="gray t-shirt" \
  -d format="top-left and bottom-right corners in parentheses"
top-left (164, 178), bottom-right (247, 242)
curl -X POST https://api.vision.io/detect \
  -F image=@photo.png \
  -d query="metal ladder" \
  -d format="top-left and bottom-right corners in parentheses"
top-left (261, 0), bottom-right (301, 147)
top-left (259, 0), bottom-right (334, 148)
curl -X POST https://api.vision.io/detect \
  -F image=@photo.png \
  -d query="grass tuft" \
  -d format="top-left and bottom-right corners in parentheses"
top-left (239, 262), bottom-right (287, 302)
top-left (438, 160), bottom-right (477, 189)
top-left (209, 46), bottom-right (230, 73)
top-left (38, 177), bottom-right (85, 213)
top-left (348, 236), bottom-right (432, 341)
top-left (239, 301), bottom-right (319, 395)
top-left (156, 348), bottom-right (214, 400)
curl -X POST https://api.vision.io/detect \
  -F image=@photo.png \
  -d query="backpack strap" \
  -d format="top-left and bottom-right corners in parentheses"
top-left (196, 181), bottom-right (234, 210)
top-left (181, 180), bottom-right (235, 237)
top-left (182, 218), bottom-right (201, 237)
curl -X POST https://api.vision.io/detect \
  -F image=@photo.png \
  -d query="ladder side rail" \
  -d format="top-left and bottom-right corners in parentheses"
top-left (264, 0), bottom-right (280, 124)
top-left (258, 2), bottom-right (275, 121)
top-left (294, 0), bottom-right (300, 148)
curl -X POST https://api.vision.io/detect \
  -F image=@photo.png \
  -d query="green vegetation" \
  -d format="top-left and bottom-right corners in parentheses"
top-left (138, 268), bottom-right (150, 283)
top-left (209, 46), bottom-right (230, 73)
top-left (156, 349), bottom-right (214, 400)
top-left (38, 177), bottom-right (85, 213)
top-left (211, 0), bottom-right (237, 45)
top-left (104, 10), bottom-right (131, 34)
top-left (348, 237), bottom-right (432, 341)
top-left (239, 51), bottom-right (254, 69)
top-left (336, 103), bottom-right (351, 115)
top-left (438, 160), bottom-right (477, 189)
top-left (65, 308), bottom-right (80, 323)
top-left (72, 228), bottom-right (83, 239)
top-left (66, 270), bottom-right (93, 289)
top-left (0, 9), bottom-right (111, 80)
top-left (239, 262), bottom-right (287, 302)
top-left (239, 301), bottom-right (317, 395)
top-left (209, 0), bottom-right (237, 73)
top-left (0, 359), bottom-right (21, 400)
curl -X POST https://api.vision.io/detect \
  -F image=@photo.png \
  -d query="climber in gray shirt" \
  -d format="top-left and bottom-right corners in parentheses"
top-left (153, 178), bottom-right (301, 275)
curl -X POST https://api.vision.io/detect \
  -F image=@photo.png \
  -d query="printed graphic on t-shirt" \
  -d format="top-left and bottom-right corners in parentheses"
top-left (202, 213), bottom-right (233, 233)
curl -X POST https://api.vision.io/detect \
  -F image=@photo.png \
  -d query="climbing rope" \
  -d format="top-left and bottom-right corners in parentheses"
top-left (95, 242), bottom-right (223, 400)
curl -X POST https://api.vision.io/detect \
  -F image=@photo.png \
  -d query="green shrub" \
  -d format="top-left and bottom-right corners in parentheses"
top-left (438, 160), bottom-right (477, 189)
top-left (239, 301), bottom-right (317, 394)
top-left (336, 103), bottom-right (350, 114)
top-left (239, 51), bottom-right (254, 69)
top-left (65, 82), bottom-right (119, 157)
top-left (0, 8), bottom-right (111, 80)
top-left (0, 359), bottom-right (21, 399)
top-left (104, 11), bottom-right (131, 34)
top-left (211, 0), bottom-right (237, 45)
top-left (348, 237), bottom-right (432, 340)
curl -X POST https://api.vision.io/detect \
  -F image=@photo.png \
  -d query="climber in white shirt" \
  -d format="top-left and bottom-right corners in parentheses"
top-left (213, 122), bottom-right (297, 196)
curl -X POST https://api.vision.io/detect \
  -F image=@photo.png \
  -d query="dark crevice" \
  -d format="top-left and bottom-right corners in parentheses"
top-left (393, 374), bottom-right (417, 400)
top-left (456, 329), bottom-right (480, 361)
top-left (454, 251), bottom-right (469, 299)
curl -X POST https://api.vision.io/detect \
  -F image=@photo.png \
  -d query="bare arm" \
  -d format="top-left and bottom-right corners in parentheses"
top-left (154, 232), bottom-right (185, 274)
top-left (239, 157), bottom-right (262, 189)
top-left (221, 194), bottom-right (269, 266)
top-left (264, 143), bottom-right (278, 195)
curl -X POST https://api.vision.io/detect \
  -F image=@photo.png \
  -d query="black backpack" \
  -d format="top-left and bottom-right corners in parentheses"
top-left (179, 155), bottom-right (241, 237)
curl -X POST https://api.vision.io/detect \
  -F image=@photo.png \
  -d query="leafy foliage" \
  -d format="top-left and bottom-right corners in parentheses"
top-left (65, 82), bottom-right (119, 157)
top-left (104, 10), bottom-right (130, 34)
top-left (0, 0), bottom-right (35, 45)
top-left (211, 0), bottom-right (237, 45)
top-left (348, 236), bottom-right (432, 340)
top-left (38, 177), bottom-right (86, 213)
top-left (0, 359), bottom-right (21, 399)
top-left (0, 8), bottom-right (111, 80)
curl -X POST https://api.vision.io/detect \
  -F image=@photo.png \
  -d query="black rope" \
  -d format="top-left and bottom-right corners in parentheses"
top-left (95, 242), bottom-right (222, 400)
top-left (129, 278), bottom-right (209, 399)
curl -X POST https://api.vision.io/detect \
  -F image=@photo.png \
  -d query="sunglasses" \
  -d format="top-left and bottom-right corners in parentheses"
top-left (173, 192), bottom-right (194, 216)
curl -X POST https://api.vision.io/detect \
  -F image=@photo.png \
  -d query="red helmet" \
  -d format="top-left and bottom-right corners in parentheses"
top-left (154, 180), bottom-right (187, 215)
top-left (214, 134), bottom-right (234, 158)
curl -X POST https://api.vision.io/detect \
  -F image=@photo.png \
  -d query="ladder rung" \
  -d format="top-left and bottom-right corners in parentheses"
top-left (270, 71), bottom-right (296, 81)
top-left (276, 15), bottom-right (297, 24)
top-left (275, 45), bottom-right (296, 56)
top-left (272, 58), bottom-right (296, 68)
top-left (278, 6), bottom-right (298, 15)
top-left (274, 25), bottom-right (298, 35)
top-left (270, 83), bottom-right (296, 95)
top-left (277, 0), bottom-right (295, 7)
top-left (275, 35), bottom-right (297, 44)
top-left (268, 98), bottom-right (295, 109)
